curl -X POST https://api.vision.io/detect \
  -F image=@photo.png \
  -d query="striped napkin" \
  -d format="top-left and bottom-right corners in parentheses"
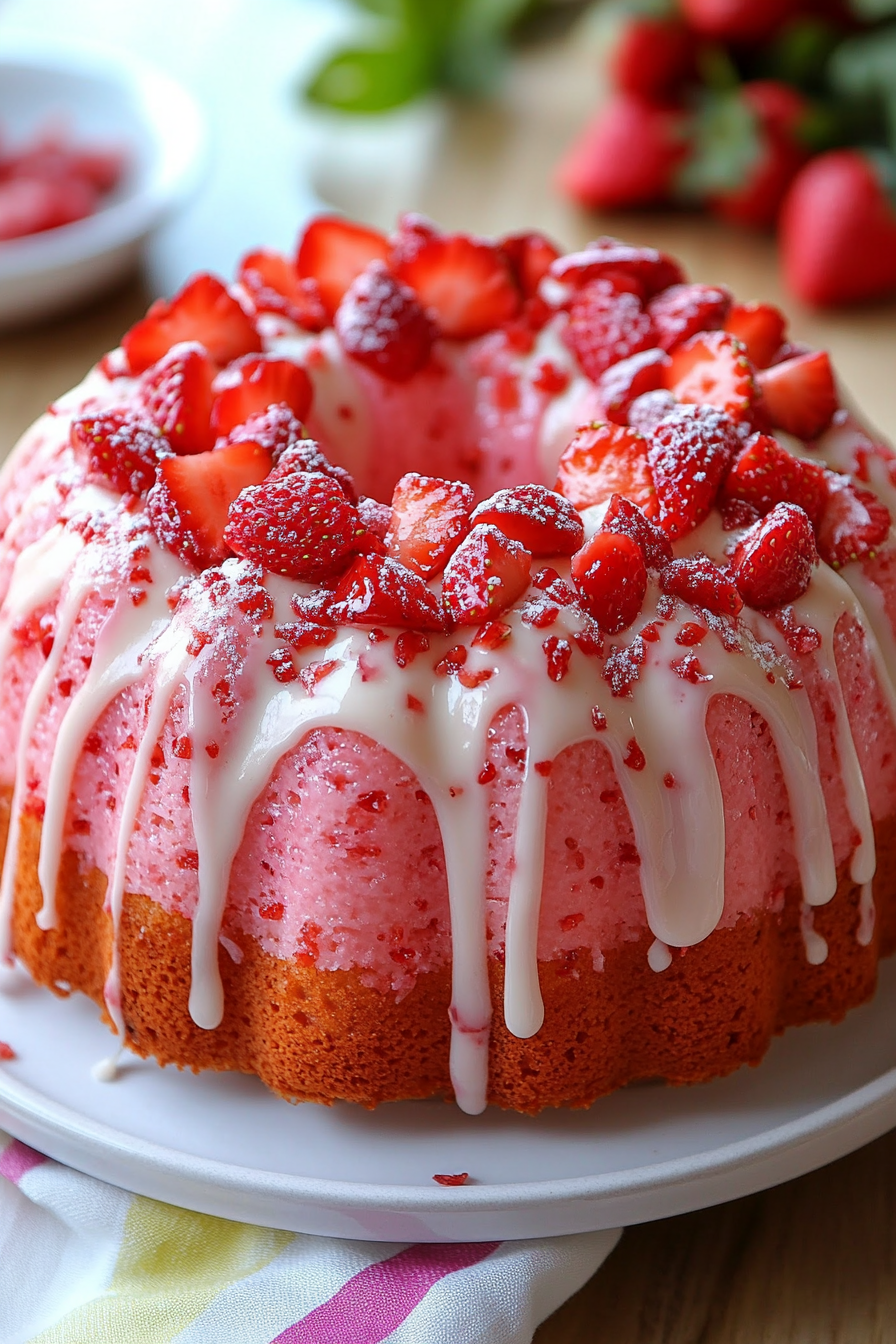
top-left (0, 1130), bottom-right (620, 1343)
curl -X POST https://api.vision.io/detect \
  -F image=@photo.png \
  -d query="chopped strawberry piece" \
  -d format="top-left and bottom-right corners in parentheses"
top-left (335, 262), bottom-right (434, 381)
top-left (816, 478), bottom-right (891, 569)
top-left (442, 524), bottom-right (532, 625)
top-left (274, 613), bottom-right (336, 652)
top-left (724, 302), bottom-right (787, 369)
top-left (71, 410), bottom-right (167, 497)
top-left (600, 494), bottom-right (672, 569)
top-left (666, 330), bottom-right (756, 420)
top-left (556, 422), bottom-right (657, 515)
top-left (756, 350), bottom-right (837, 441)
top-left (385, 473), bottom-right (474, 578)
top-left (333, 553), bottom-right (446, 631)
top-left (498, 231), bottom-right (561, 298)
top-left (556, 96), bottom-right (688, 211)
top-left (471, 484), bottom-right (584, 556)
top-left (211, 357), bottom-right (312, 438)
top-left (721, 433), bottom-right (827, 525)
top-left (393, 231), bottom-right (520, 339)
top-left (237, 248), bottom-right (327, 330)
top-left (731, 502), bottom-right (818, 609)
top-left (597, 347), bottom-right (671, 425)
top-left (139, 342), bottom-right (217, 455)
top-left (433, 1172), bottom-right (469, 1186)
top-left (355, 495), bottom-right (392, 543)
top-left (548, 237), bottom-right (684, 298)
top-left (472, 620), bottom-right (512, 650)
top-left (563, 278), bottom-right (657, 382)
top-left (224, 471), bottom-right (365, 581)
top-left (223, 404), bottom-right (305, 457)
top-left (720, 497), bottom-right (761, 531)
top-left (295, 215), bottom-right (390, 319)
top-left (628, 389), bottom-right (678, 437)
top-left (122, 274), bottom-right (260, 374)
top-left (648, 406), bottom-right (739, 538)
top-left (571, 531), bottom-right (647, 634)
top-left (660, 553), bottom-right (744, 617)
top-left (267, 437), bottom-right (357, 503)
top-left (647, 284), bottom-right (731, 352)
top-left (147, 442), bottom-right (272, 569)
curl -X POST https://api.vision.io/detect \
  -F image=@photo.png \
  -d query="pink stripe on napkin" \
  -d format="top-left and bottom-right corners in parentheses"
top-left (0, 1138), bottom-right (45, 1185)
top-left (274, 1240), bottom-right (501, 1344)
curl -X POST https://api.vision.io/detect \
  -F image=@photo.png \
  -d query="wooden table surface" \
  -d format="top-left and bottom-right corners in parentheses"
top-left (2, 24), bottom-right (896, 1344)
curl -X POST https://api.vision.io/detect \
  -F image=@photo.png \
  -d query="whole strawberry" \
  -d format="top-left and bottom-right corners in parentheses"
top-left (556, 94), bottom-right (689, 211)
top-left (709, 82), bottom-right (810, 231)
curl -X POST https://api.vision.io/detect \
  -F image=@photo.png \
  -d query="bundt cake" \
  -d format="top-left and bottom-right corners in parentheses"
top-left (1, 214), bottom-right (895, 1115)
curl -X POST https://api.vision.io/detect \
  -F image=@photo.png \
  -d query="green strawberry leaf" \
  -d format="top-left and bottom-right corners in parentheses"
top-left (675, 90), bottom-right (763, 200)
top-left (846, 0), bottom-right (896, 18)
top-left (305, 44), bottom-right (434, 113)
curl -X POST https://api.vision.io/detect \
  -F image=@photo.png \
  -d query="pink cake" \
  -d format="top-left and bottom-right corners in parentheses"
top-left (1, 214), bottom-right (896, 1114)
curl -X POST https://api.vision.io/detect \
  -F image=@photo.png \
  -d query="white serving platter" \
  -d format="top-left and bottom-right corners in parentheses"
top-left (1, 956), bottom-right (895, 1242)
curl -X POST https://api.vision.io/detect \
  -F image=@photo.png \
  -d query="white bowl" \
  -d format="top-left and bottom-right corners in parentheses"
top-left (0, 46), bottom-right (205, 327)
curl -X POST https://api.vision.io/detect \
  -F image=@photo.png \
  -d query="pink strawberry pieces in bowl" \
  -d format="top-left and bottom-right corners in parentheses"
top-left (333, 554), bottom-right (447, 631)
top-left (335, 262), bottom-right (434, 382)
top-left (470, 484), bottom-right (584, 556)
top-left (385, 473), bottom-right (474, 579)
top-left (442, 524), bottom-right (532, 625)
top-left (730, 502), bottom-right (818, 609)
top-left (555, 422), bottom-right (657, 515)
top-left (147, 442), bottom-right (273, 570)
top-left (816, 477), bottom-right (892, 569)
top-left (123, 273), bottom-right (261, 374)
top-left (571, 531), bottom-right (647, 634)
top-left (562, 278), bottom-right (658, 381)
top-left (660, 553), bottom-right (744, 617)
top-left (224, 471), bottom-right (366, 582)
top-left (647, 406), bottom-right (740, 539)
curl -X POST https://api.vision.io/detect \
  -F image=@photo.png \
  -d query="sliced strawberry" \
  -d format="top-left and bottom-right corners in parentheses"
top-left (723, 302), bottom-right (787, 369)
top-left (139, 343), bottom-right (217, 455)
top-left (441, 524), bottom-right (532, 625)
top-left (648, 406), bottom-right (739, 538)
top-left (549, 237), bottom-right (684, 298)
top-left (122, 274), bottom-right (260, 374)
top-left (333, 553), bottom-right (446, 631)
top-left (224, 404), bottom-right (303, 452)
top-left (210, 357), bottom-right (312, 438)
top-left (666, 330), bottom-right (755, 420)
top-left (756, 350), bottom-right (837, 440)
top-left (816, 478), bottom-right (891, 569)
top-left (266, 437), bottom-right (357, 503)
top-left (224, 471), bottom-right (365, 581)
top-left (498, 231), bottom-right (560, 298)
top-left (393, 231), bottom-right (520, 339)
top-left (147, 442), bottom-right (272, 569)
top-left (335, 262), bottom-right (434, 381)
top-left (659, 553), bottom-right (743, 617)
top-left (571, 531), bottom-right (647, 634)
top-left (385, 473), bottom-right (474, 578)
top-left (555, 422), bottom-right (657, 515)
top-left (720, 433), bottom-right (827, 525)
top-left (471, 485), bottom-right (584, 556)
top-left (295, 215), bottom-right (390, 319)
top-left (357, 494), bottom-right (392, 542)
top-left (647, 283), bottom-right (731, 352)
top-left (731, 502), bottom-right (818, 609)
top-left (71, 410), bottom-right (167, 497)
top-left (597, 347), bottom-right (671, 424)
top-left (238, 248), bottom-right (327, 330)
top-left (600, 494), bottom-right (672, 569)
top-left (563, 278), bottom-right (658, 382)
top-left (628, 390), bottom-right (678, 437)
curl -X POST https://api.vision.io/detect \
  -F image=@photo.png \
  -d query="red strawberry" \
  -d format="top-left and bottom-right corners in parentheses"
top-left (702, 82), bottom-right (809, 231)
top-left (224, 472), bottom-right (365, 581)
top-left (0, 174), bottom-right (97, 239)
top-left (721, 433), bottom-right (827, 524)
top-left (295, 215), bottom-right (390, 319)
top-left (147, 442), bottom-right (272, 569)
top-left (549, 238), bottom-right (684, 298)
top-left (647, 284), bottom-right (731, 352)
top-left (498, 231), bottom-right (561, 298)
top-left (471, 484), bottom-right (584, 556)
top-left (223, 404), bottom-right (303, 455)
top-left (210, 357), bottom-right (312, 438)
top-left (780, 151), bottom-right (896, 307)
top-left (597, 347), bottom-right (671, 424)
top-left (723, 302), bottom-right (787, 369)
top-left (334, 262), bottom-right (434, 381)
top-left (556, 422), bottom-right (657, 514)
top-left (756, 350), bottom-right (837, 440)
top-left (441, 525), bottom-right (532, 625)
top-left (660, 553), bottom-right (743, 617)
top-left (571, 531), bottom-right (647, 634)
top-left (730, 502), bottom-right (818, 608)
top-left (648, 406), bottom-right (739, 538)
top-left (266, 437), bottom-right (357, 503)
top-left (333, 553), bottom-right (446, 631)
top-left (816, 478), bottom-right (891, 569)
top-left (563, 279), bottom-right (657, 382)
top-left (556, 95), bottom-right (689, 211)
top-left (122, 274), bottom-right (260, 374)
top-left (139, 343), bottom-right (216, 455)
top-left (357, 494), bottom-right (392, 542)
top-left (610, 16), bottom-right (695, 102)
top-left (385, 473), bottom-right (474, 578)
top-left (679, 0), bottom-right (801, 42)
top-left (237, 248), bottom-right (327, 330)
top-left (666, 330), bottom-right (755, 420)
top-left (393, 230), bottom-right (520, 339)
top-left (71, 410), bottom-right (167, 496)
top-left (628, 389), bottom-right (678, 437)
top-left (600, 493), bottom-right (672, 569)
